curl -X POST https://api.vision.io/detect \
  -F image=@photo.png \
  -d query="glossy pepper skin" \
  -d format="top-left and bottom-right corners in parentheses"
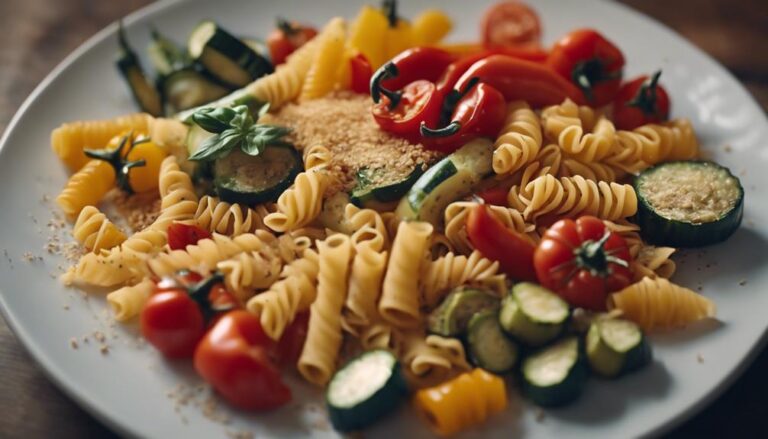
top-left (420, 78), bottom-right (506, 153)
top-left (453, 55), bottom-right (585, 108)
top-left (194, 310), bottom-right (292, 411)
top-left (548, 29), bottom-right (625, 107)
top-left (371, 79), bottom-right (445, 142)
top-left (466, 203), bottom-right (537, 281)
top-left (371, 46), bottom-right (458, 93)
top-left (613, 70), bottom-right (670, 130)
top-left (349, 53), bottom-right (373, 94)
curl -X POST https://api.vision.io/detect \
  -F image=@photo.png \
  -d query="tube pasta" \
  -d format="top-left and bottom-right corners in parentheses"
top-left (343, 226), bottom-right (389, 334)
top-left (300, 18), bottom-right (347, 101)
top-left (264, 170), bottom-right (330, 232)
top-left (541, 99), bottom-right (616, 162)
top-left (421, 251), bottom-right (506, 308)
top-left (492, 101), bottom-right (543, 175)
top-left (106, 279), bottom-right (154, 322)
top-left (72, 206), bottom-right (126, 252)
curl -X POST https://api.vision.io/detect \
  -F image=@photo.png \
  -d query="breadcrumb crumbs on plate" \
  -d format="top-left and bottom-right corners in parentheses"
top-left (69, 338), bottom-right (79, 349)
top-left (697, 353), bottom-right (705, 363)
top-left (739, 279), bottom-right (747, 286)
top-left (267, 92), bottom-right (443, 193)
top-left (107, 189), bottom-right (161, 232)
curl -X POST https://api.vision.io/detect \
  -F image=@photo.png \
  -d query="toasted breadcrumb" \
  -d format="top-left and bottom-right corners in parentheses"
top-left (107, 189), bottom-right (161, 232)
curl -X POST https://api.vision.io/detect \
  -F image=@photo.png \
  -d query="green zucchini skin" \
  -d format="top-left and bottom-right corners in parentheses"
top-left (115, 24), bottom-right (163, 117)
top-left (586, 317), bottom-right (651, 378)
top-left (158, 67), bottom-right (232, 114)
top-left (427, 287), bottom-right (500, 337)
top-left (522, 337), bottom-right (588, 407)
top-left (350, 166), bottom-right (425, 207)
top-left (634, 160), bottom-right (744, 248)
top-left (467, 309), bottom-right (519, 374)
top-left (326, 350), bottom-right (408, 432)
top-left (213, 146), bottom-right (302, 205)
top-left (147, 29), bottom-right (190, 76)
top-left (499, 283), bottom-right (569, 347)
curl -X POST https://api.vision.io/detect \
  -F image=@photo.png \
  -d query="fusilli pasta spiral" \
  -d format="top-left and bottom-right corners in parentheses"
top-left (217, 251), bottom-right (283, 303)
top-left (421, 250), bottom-right (506, 308)
top-left (541, 99), bottom-right (616, 162)
top-left (443, 201), bottom-right (536, 254)
top-left (56, 160), bottom-right (115, 220)
top-left (264, 170), bottom-right (330, 232)
top-left (106, 279), bottom-right (154, 321)
top-left (492, 101), bottom-right (543, 175)
top-left (194, 195), bottom-right (271, 236)
top-left (302, 144), bottom-right (332, 170)
top-left (343, 226), bottom-right (389, 334)
top-left (72, 206), bottom-right (126, 252)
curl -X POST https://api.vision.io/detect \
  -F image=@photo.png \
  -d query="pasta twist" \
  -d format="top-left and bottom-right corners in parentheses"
top-left (421, 251), bottom-right (506, 308)
top-left (633, 245), bottom-right (677, 281)
top-left (443, 201), bottom-right (536, 254)
top-left (492, 101), bottom-right (543, 175)
top-left (72, 206), bottom-right (126, 252)
top-left (56, 160), bottom-right (115, 220)
top-left (343, 203), bottom-right (390, 244)
top-left (302, 144), bottom-right (332, 170)
top-left (264, 170), bottom-right (330, 232)
top-left (51, 113), bottom-right (153, 172)
top-left (561, 157), bottom-right (619, 182)
top-left (604, 119), bottom-right (699, 174)
top-left (379, 221), bottom-right (433, 329)
top-left (400, 331), bottom-right (471, 386)
top-left (106, 279), bottom-right (155, 322)
top-left (359, 322), bottom-right (399, 352)
top-left (609, 277), bottom-right (716, 331)
top-left (246, 249), bottom-right (321, 340)
top-left (413, 368), bottom-right (507, 436)
top-left (541, 99), bottom-right (616, 162)
top-left (510, 174), bottom-right (637, 221)
top-left (194, 195), bottom-right (271, 236)
top-left (300, 18), bottom-right (346, 101)
top-left (152, 156), bottom-right (198, 228)
top-left (217, 250), bottom-right (283, 303)
top-left (343, 226), bottom-right (389, 334)
top-left (298, 234), bottom-right (353, 386)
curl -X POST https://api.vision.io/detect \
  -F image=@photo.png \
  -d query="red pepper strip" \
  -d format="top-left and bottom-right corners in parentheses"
top-left (466, 203), bottom-right (537, 282)
top-left (437, 43), bottom-right (549, 63)
top-left (420, 78), bottom-right (507, 153)
top-left (436, 48), bottom-right (548, 93)
top-left (454, 55), bottom-right (585, 107)
top-left (349, 53), bottom-right (373, 94)
top-left (477, 185), bottom-right (510, 206)
top-left (371, 47), bottom-right (458, 102)
top-left (372, 79), bottom-right (444, 142)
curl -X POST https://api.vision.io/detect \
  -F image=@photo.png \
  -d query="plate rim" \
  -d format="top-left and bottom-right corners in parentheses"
top-left (0, 0), bottom-right (766, 438)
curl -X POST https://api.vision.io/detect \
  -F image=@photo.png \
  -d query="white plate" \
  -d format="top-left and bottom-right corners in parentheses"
top-left (1, 0), bottom-right (767, 437)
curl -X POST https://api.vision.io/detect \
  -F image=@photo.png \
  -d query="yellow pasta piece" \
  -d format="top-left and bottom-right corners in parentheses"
top-left (342, 226), bottom-right (389, 334)
top-left (193, 195), bottom-right (271, 236)
top-left (492, 101), bottom-right (543, 175)
top-left (217, 250), bottom-right (283, 303)
top-left (56, 160), bottom-right (115, 220)
top-left (399, 330), bottom-right (470, 386)
top-left (152, 156), bottom-right (198, 229)
top-left (541, 99), bottom-right (616, 162)
top-left (107, 279), bottom-right (155, 322)
top-left (609, 277), bottom-right (716, 331)
top-left (72, 206), bottom-right (126, 252)
top-left (264, 170), bottom-right (330, 232)
top-left (302, 144), bottom-right (332, 170)
top-left (348, 5), bottom-right (389, 69)
top-left (411, 10), bottom-right (452, 45)
top-left (421, 251), bottom-right (506, 308)
top-left (606, 119), bottom-right (699, 174)
top-left (300, 18), bottom-right (347, 101)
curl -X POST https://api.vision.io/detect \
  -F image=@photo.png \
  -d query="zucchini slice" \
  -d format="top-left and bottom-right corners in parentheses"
top-left (115, 24), bottom-right (163, 117)
top-left (350, 166), bottom-right (424, 208)
top-left (428, 287), bottom-right (500, 337)
top-left (188, 21), bottom-right (273, 88)
top-left (213, 146), bottom-right (302, 205)
top-left (159, 68), bottom-right (232, 114)
top-left (522, 337), bottom-right (588, 407)
top-left (327, 350), bottom-right (408, 432)
top-left (499, 283), bottom-right (569, 347)
top-left (147, 29), bottom-right (190, 76)
top-left (586, 317), bottom-right (651, 378)
top-left (634, 160), bottom-right (744, 247)
top-left (467, 309), bottom-right (519, 374)
top-left (395, 138), bottom-right (493, 225)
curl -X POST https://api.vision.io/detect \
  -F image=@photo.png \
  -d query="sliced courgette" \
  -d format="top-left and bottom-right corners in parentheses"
top-left (213, 146), bottom-right (302, 205)
top-left (634, 160), bottom-right (744, 247)
top-left (586, 317), bottom-right (651, 378)
top-left (395, 138), bottom-right (493, 225)
top-left (467, 309), bottom-right (519, 374)
top-left (115, 23), bottom-right (163, 117)
top-left (522, 337), bottom-right (588, 407)
top-left (242, 38), bottom-right (270, 60)
top-left (500, 283), bottom-right (569, 347)
top-left (159, 68), bottom-right (232, 114)
top-left (147, 28), bottom-right (190, 76)
top-left (327, 350), bottom-right (408, 432)
top-left (427, 287), bottom-right (499, 337)
top-left (351, 166), bottom-right (424, 208)
top-left (188, 21), bottom-right (273, 88)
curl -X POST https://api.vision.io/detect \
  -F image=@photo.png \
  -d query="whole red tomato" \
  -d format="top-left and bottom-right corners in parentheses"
top-left (481, 1), bottom-right (542, 48)
top-left (194, 311), bottom-right (291, 411)
top-left (267, 19), bottom-right (318, 66)
top-left (534, 216), bottom-right (632, 310)
top-left (613, 70), bottom-right (670, 130)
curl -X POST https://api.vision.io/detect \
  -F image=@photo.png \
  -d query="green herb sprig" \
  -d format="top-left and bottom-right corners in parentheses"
top-left (189, 104), bottom-right (291, 162)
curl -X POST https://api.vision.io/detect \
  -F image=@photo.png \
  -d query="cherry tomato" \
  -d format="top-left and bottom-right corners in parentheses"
top-left (194, 311), bottom-right (291, 411)
top-left (167, 223), bottom-right (212, 250)
top-left (481, 1), bottom-right (542, 48)
top-left (613, 70), bottom-right (670, 130)
top-left (267, 19), bottom-right (318, 66)
top-left (275, 311), bottom-right (309, 367)
top-left (534, 216), bottom-right (632, 311)
top-left (106, 132), bottom-right (167, 193)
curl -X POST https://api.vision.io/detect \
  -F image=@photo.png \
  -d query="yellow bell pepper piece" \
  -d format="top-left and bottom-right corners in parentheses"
top-left (412, 10), bottom-right (453, 45)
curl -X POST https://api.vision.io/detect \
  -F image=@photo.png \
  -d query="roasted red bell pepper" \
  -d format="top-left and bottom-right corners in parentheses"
top-left (548, 29), bottom-right (625, 106)
top-left (453, 55), bottom-right (585, 107)
top-left (420, 78), bottom-right (506, 153)
top-left (372, 79), bottom-right (444, 142)
top-left (349, 53), bottom-right (373, 94)
top-left (466, 203), bottom-right (537, 281)
top-left (194, 310), bottom-right (291, 411)
top-left (371, 46), bottom-right (458, 95)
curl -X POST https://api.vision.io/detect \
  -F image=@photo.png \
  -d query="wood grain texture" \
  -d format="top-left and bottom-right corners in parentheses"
top-left (0, 0), bottom-right (766, 438)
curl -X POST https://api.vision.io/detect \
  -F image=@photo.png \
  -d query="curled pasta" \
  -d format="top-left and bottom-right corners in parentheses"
top-left (421, 251), bottom-right (506, 308)
top-left (444, 201), bottom-right (536, 254)
top-left (605, 119), bottom-right (699, 174)
top-left (379, 221), bottom-right (433, 329)
top-left (73, 206), bottom-right (126, 252)
top-left (51, 113), bottom-right (153, 172)
top-left (492, 101), bottom-right (542, 175)
top-left (609, 277), bottom-right (716, 331)
top-left (343, 226), bottom-right (389, 334)
top-left (106, 279), bottom-right (154, 322)
top-left (152, 156), bottom-right (198, 228)
top-left (264, 170), bottom-right (330, 232)
top-left (302, 144), bottom-right (332, 170)
top-left (298, 234), bottom-right (353, 386)
top-left (300, 18), bottom-right (347, 101)
top-left (217, 251), bottom-right (283, 303)
top-left (194, 195), bottom-right (271, 236)
top-left (413, 368), bottom-right (507, 436)
top-left (400, 331), bottom-right (471, 387)
top-left (541, 99), bottom-right (616, 162)
top-left (246, 249), bottom-right (320, 340)
top-left (561, 157), bottom-right (619, 182)
top-left (359, 322), bottom-right (399, 352)
top-left (56, 160), bottom-right (115, 220)
top-left (633, 245), bottom-right (677, 282)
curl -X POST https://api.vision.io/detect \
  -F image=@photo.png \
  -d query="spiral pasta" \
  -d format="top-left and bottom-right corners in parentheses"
top-left (399, 331), bottom-right (470, 386)
top-left (413, 368), bottom-right (507, 436)
top-left (632, 245), bottom-right (677, 282)
top-left (56, 160), bottom-right (115, 220)
top-left (302, 144), bottom-right (332, 170)
top-left (51, 113), bottom-right (153, 172)
top-left (343, 226), bottom-right (389, 334)
top-left (560, 157), bottom-right (619, 182)
top-left (421, 251), bottom-right (506, 308)
top-left (604, 119), bottom-right (699, 174)
top-left (217, 250), bottom-right (283, 303)
top-left (300, 18), bottom-right (347, 102)
top-left (264, 170), bottom-right (330, 232)
top-left (246, 249), bottom-right (320, 340)
top-left (152, 156), bottom-right (198, 228)
top-left (193, 195), bottom-right (271, 236)
top-left (609, 277), bottom-right (716, 331)
top-left (492, 101), bottom-right (543, 175)
top-left (343, 203), bottom-right (390, 244)
top-left (379, 221), bottom-right (433, 328)
top-left (72, 206), bottom-right (126, 252)
top-left (443, 201), bottom-right (536, 254)
top-left (106, 279), bottom-right (154, 322)
top-left (298, 234), bottom-right (353, 386)
top-left (541, 99), bottom-right (616, 162)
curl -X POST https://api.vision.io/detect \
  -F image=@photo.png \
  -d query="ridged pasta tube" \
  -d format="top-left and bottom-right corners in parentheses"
top-left (492, 101), bottom-right (543, 175)
top-left (72, 206), bottom-right (126, 252)
top-left (342, 226), bottom-right (389, 334)
top-left (300, 18), bottom-right (347, 101)
top-left (56, 160), bottom-right (115, 220)
top-left (264, 170), bottom-right (330, 232)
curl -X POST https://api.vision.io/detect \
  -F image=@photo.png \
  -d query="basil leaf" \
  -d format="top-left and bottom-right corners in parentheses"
top-left (188, 129), bottom-right (243, 162)
top-left (257, 102), bottom-right (271, 119)
top-left (192, 107), bottom-right (238, 133)
top-left (240, 124), bottom-right (292, 157)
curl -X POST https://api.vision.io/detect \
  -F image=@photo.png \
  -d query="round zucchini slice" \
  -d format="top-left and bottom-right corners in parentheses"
top-left (586, 317), bottom-right (651, 378)
top-left (467, 309), bottom-right (519, 374)
top-left (499, 283), bottom-right (569, 347)
top-left (213, 146), bottom-right (302, 205)
top-left (634, 160), bottom-right (743, 247)
top-left (521, 336), bottom-right (588, 407)
top-left (427, 287), bottom-right (500, 337)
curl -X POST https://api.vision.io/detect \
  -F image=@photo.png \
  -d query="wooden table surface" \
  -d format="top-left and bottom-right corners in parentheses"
top-left (1, 0), bottom-right (766, 437)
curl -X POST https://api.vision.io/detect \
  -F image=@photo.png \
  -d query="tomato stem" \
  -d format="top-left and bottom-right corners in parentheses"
top-left (381, 0), bottom-right (398, 27)
top-left (571, 58), bottom-right (621, 103)
top-left (276, 17), bottom-right (299, 36)
top-left (574, 231), bottom-right (627, 276)
top-left (84, 132), bottom-right (147, 194)
top-left (370, 62), bottom-right (402, 109)
top-left (627, 70), bottom-right (662, 116)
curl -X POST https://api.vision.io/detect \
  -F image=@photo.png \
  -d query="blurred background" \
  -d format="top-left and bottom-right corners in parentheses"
top-left (0, 0), bottom-right (766, 437)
